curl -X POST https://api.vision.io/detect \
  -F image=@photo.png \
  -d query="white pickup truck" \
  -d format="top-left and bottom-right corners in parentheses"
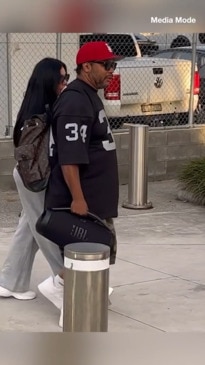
top-left (100, 57), bottom-right (199, 128)
top-left (77, 33), bottom-right (199, 128)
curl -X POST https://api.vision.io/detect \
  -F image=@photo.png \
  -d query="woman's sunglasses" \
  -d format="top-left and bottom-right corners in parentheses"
top-left (60, 74), bottom-right (70, 83)
top-left (91, 60), bottom-right (117, 71)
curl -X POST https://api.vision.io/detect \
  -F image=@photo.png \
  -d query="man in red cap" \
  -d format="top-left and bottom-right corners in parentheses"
top-left (38, 41), bottom-right (123, 327)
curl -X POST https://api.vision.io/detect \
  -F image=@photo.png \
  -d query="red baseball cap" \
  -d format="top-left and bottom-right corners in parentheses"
top-left (76, 41), bottom-right (123, 65)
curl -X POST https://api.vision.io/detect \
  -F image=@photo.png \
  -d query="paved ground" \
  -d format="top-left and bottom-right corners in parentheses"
top-left (1, 180), bottom-right (205, 332)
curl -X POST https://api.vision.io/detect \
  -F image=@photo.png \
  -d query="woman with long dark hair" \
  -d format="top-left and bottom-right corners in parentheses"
top-left (0, 57), bottom-right (68, 301)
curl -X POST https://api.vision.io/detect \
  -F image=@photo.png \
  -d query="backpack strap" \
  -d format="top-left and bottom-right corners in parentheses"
top-left (45, 104), bottom-right (52, 126)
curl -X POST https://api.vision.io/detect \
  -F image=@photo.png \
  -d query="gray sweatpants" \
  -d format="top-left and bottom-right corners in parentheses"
top-left (0, 167), bottom-right (63, 292)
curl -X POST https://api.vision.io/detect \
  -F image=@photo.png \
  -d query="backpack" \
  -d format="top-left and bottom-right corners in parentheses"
top-left (14, 107), bottom-right (51, 192)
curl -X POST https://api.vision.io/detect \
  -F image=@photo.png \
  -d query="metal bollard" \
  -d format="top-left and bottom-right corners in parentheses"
top-left (63, 242), bottom-right (110, 332)
top-left (122, 124), bottom-right (153, 210)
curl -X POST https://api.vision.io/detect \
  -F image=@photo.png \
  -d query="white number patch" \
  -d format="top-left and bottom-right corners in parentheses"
top-left (65, 123), bottom-right (87, 143)
top-left (98, 110), bottom-right (116, 151)
top-left (49, 126), bottom-right (55, 157)
top-left (80, 125), bottom-right (87, 143)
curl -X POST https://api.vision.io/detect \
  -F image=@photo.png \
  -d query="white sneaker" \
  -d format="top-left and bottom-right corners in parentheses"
top-left (38, 276), bottom-right (63, 310)
top-left (0, 286), bottom-right (36, 300)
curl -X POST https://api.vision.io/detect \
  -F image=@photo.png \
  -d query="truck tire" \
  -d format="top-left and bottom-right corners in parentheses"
top-left (170, 36), bottom-right (191, 48)
top-left (199, 33), bottom-right (205, 43)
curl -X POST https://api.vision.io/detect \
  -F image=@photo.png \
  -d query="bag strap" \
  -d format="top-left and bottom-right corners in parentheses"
top-left (45, 104), bottom-right (52, 126)
top-left (29, 105), bottom-right (52, 126)
top-left (50, 207), bottom-right (112, 231)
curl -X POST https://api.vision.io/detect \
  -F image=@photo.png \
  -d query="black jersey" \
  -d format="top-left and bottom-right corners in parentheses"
top-left (45, 78), bottom-right (119, 219)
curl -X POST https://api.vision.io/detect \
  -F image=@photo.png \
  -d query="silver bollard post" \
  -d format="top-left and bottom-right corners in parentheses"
top-left (122, 124), bottom-right (153, 210)
top-left (63, 242), bottom-right (110, 332)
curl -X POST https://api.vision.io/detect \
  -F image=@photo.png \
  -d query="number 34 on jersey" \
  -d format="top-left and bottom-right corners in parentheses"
top-left (65, 123), bottom-right (87, 143)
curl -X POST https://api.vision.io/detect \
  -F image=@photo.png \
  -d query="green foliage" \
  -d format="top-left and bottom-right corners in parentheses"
top-left (178, 158), bottom-right (205, 205)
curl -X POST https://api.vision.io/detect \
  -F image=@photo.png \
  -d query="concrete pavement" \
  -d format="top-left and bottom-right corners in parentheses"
top-left (1, 180), bottom-right (205, 332)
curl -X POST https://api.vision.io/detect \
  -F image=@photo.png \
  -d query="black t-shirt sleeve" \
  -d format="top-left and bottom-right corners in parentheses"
top-left (55, 91), bottom-right (94, 166)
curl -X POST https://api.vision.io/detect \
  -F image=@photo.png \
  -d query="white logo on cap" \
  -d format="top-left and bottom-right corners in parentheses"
top-left (105, 42), bottom-right (113, 53)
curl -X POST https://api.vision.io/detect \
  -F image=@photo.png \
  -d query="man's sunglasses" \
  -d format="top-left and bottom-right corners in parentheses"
top-left (60, 74), bottom-right (70, 83)
top-left (91, 60), bottom-right (117, 71)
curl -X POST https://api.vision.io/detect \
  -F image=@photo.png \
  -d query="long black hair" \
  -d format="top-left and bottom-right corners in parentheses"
top-left (13, 57), bottom-right (67, 147)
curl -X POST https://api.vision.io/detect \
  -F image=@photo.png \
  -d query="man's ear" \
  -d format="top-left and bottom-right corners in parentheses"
top-left (82, 62), bottom-right (92, 73)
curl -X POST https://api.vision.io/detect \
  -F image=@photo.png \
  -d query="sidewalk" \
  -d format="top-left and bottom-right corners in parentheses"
top-left (1, 180), bottom-right (205, 332)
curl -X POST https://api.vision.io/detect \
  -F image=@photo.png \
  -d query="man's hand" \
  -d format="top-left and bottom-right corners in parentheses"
top-left (61, 165), bottom-right (88, 215)
top-left (71, 199), bottom-right (88, 216)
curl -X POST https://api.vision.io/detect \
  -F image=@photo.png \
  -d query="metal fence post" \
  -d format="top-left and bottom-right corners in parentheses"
top-left (188, 33), bottom-right (198, 126)
top-left (56, 33), bottom-right (62, 60)
top-left (63, 242), bottom-right (110, 332)
top-left (122, 124), bottom-right (153, 210)
top-left (5, 33), bottom-right (13, 137)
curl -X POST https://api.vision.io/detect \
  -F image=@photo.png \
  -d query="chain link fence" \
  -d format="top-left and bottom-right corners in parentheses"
top-left (0, 32), bottom-right (205, 137)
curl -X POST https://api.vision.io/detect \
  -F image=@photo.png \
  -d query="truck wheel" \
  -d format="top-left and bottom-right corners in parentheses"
top-left (170, 36), bottom-right (191, 48)
top-left (194, 104), bottom-right (205, 124)
top-left (199, 33), bottom-right (205, 43)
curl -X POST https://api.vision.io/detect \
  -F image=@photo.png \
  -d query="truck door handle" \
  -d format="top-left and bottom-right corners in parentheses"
top-left (153, 68), bottom-right (163, 74)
